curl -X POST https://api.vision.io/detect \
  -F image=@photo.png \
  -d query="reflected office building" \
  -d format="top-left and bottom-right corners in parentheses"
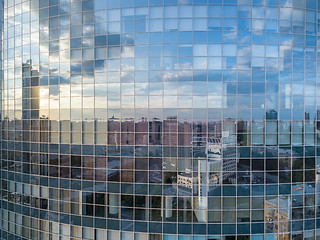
top-left (1, 0), bottom-right (320, 240)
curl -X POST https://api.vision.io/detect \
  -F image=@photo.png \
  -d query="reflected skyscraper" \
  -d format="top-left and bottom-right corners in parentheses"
top-left (1, 0), bottom-right (320, 239)
top-left (22, 59), bottom-right (40, 120)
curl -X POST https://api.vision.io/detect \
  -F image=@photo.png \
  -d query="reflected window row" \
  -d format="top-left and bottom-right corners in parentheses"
top-left (4, 2), bottom-right (320, 22)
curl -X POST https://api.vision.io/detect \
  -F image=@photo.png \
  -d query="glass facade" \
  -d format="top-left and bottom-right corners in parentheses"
top-left (1, 0), bottom-right (320, 239)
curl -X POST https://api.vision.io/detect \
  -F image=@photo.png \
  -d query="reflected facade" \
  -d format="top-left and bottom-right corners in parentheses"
top-left (1, 0), bottom-right (320, 239)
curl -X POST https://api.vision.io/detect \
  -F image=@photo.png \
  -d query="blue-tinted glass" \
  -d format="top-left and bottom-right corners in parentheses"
top-left (2, 0), bottom-right (319, 239)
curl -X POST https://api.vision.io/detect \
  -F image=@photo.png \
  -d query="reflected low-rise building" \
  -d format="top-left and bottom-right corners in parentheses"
top-left (1, 0), bottom-right (320, 239)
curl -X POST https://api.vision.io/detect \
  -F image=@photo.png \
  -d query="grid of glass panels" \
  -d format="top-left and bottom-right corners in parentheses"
top-left (1, 0), bottom-right (320, 239)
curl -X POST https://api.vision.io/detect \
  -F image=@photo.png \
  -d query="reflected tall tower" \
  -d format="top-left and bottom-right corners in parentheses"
top-left (1, 0), bottom-right (320, 240)
top-left (22, 59), bottom-right (39, 119)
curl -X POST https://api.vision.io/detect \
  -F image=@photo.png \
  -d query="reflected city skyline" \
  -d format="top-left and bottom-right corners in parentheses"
top-left (2, 0), bottom-right (320, 239)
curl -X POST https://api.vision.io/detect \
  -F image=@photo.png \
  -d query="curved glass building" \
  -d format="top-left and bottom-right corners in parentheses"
top-left (1, 0), bottom-right (320, 239)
